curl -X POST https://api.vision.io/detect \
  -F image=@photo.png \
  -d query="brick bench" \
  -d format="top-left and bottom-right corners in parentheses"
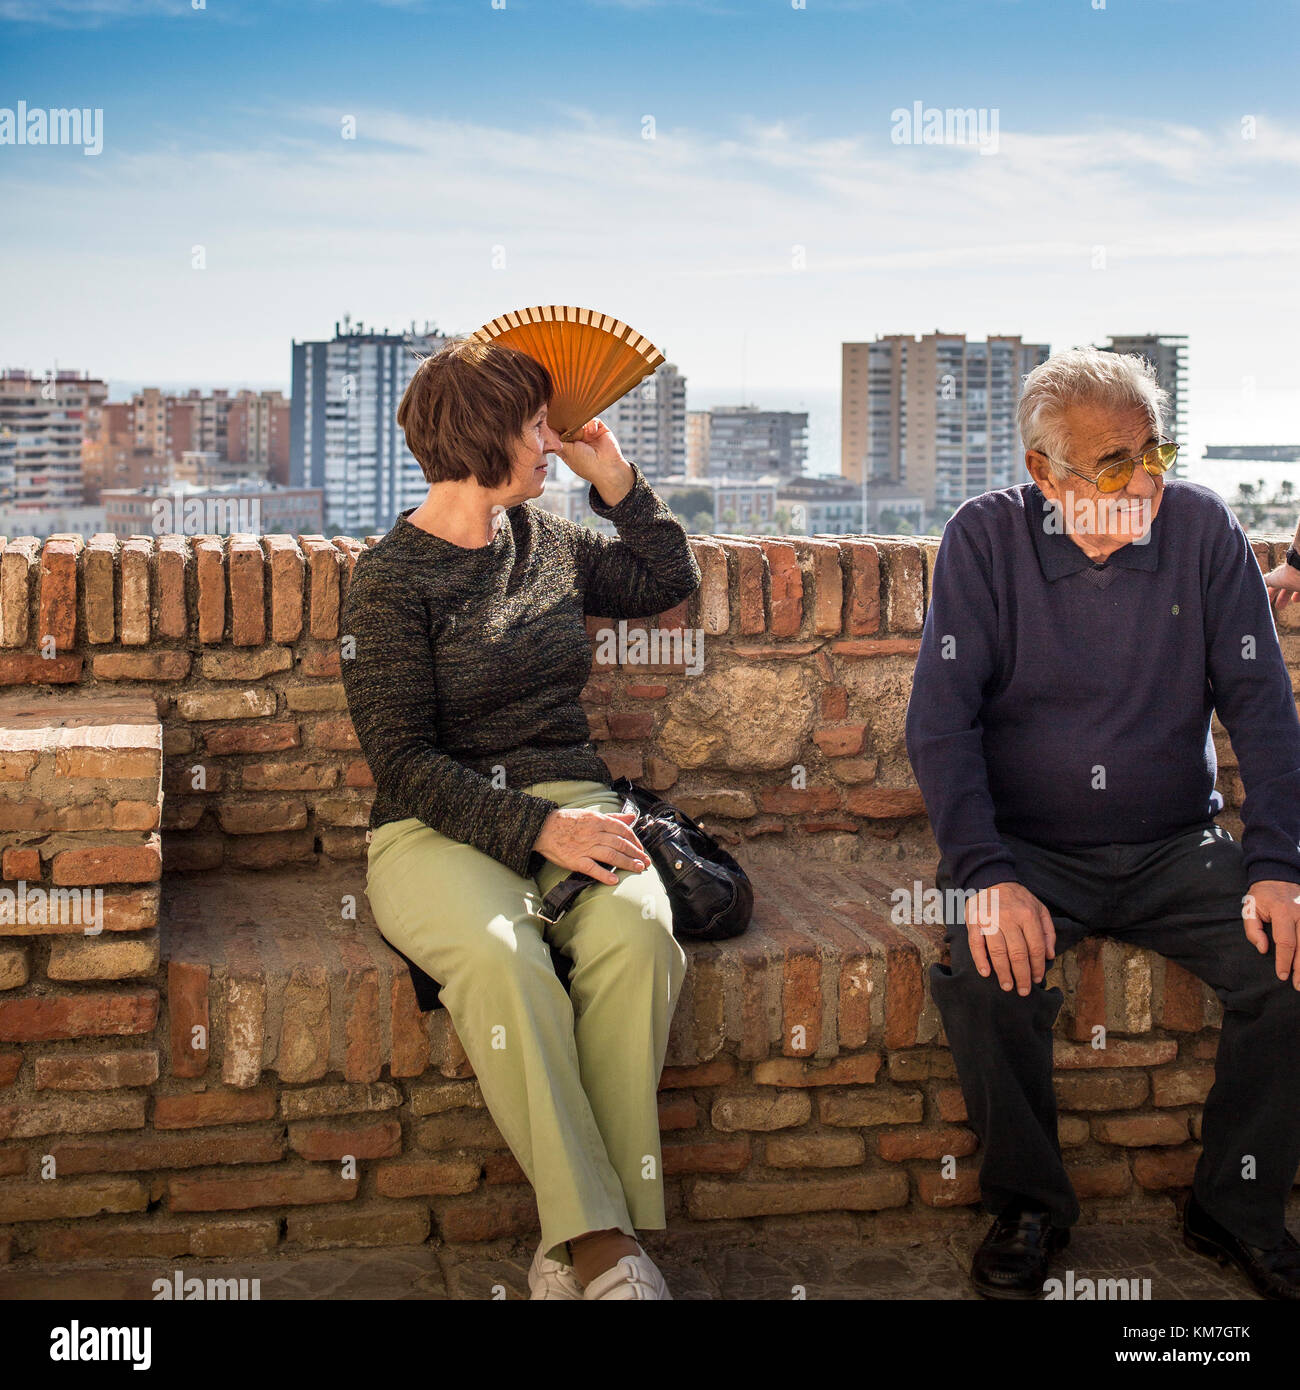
top-left (0, 530), bottom-right (1292, 1264)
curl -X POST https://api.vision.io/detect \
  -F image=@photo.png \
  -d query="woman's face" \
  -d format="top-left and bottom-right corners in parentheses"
top-left (504, 403), bottom-right (566, 502)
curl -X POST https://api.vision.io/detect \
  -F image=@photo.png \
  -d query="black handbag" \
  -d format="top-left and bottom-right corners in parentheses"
top-left (537, 776), bottom-right (753, 940)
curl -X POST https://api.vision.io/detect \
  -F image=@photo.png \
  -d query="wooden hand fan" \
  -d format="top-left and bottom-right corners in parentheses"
top-left (470, 305), bottom-right (665, 441)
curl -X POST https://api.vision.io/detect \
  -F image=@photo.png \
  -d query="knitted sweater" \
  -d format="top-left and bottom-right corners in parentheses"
top-left (339, 460), bottom-right (701, 881)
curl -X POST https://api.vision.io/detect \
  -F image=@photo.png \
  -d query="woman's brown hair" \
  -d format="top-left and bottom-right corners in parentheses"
top-left (397, 338), bottom-right (553, 488)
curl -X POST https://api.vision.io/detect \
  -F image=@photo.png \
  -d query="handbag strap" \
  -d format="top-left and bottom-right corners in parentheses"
top-left (537, 871), bottom-right (595, 926)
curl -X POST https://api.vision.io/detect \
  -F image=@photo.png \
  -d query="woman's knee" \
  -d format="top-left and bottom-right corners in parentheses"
top-left (576, 885), bottom-right (684, 975)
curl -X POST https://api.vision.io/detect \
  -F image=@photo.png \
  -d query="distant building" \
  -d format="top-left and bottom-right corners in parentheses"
top-left (685, 410), bottom-right (711, 480)
top-left (600, 363), bottom-right (687, 481)
top-left (0, 368), bottom-right (108, 512)
top-left (704, 406), bottom-right (808, 480)
top-left (841, 333), bottom-right (1049, 515)
top-left (102, 481), bottom-right (323, 538)
top-left (1100, 334), bottom-right (1188, 446)
top-left (691, 475), bottom-right (777, 529)
top-left (173, 449), bottom-right (269, 491)
top-left (227, 391), bottom-right (291, 483)
top-left (1203, 444), bottom-right (1300, 463)
top-left (291, 319), bottom-right (450, 533)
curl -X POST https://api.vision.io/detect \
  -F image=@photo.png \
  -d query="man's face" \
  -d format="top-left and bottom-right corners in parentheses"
top-left (1028, 402), bottom-right (1164, 548)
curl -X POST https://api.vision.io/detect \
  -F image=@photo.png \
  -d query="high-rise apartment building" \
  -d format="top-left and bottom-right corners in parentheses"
top-left (704, 406), bottom-right (808, 480)
top-left (227, 391), bottom-right (291, 482)
top-left (291, 320), bottom-right (449, 533)
top-left (685, 410), bottom-right (711, 479)
top-left (600, 363), bottom-right (686, 480)
top-left (841, 333), bottom-right (1049, 514)
top-left (1100, 334), bottom-right (1188, 445)
top-left (0, 368), bottom-right (107, 511)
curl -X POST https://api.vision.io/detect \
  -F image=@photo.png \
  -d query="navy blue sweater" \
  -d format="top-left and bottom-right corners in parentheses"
top-left (904, 479), bottom-right (1300, 892)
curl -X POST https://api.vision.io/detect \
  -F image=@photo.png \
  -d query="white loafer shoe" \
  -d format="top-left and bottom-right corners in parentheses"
top-left (581, 1249), bottom-right (672, 1301)
top-left (527, 1241), bottom-right (586, 1300)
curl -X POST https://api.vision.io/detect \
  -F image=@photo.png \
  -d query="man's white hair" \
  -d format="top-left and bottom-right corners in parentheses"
top-left (1018, 347), bottom-right (1169, 477)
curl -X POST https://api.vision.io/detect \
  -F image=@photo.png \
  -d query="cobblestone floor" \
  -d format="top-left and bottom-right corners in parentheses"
top-left (0, 1220), bottom-right (1265, 1300)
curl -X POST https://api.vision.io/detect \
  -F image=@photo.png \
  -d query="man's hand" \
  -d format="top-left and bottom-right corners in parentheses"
top-left (533, 807), bottom-right (648, 886)
top-left (1242, 879), bottom-right (1300, 986)
top-left (966, 880), bottom-right (1057, 996)
top-left (1263, 562), bottom-right (1300, 613)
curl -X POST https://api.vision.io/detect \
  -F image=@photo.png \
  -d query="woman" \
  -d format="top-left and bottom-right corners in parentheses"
top-left (340, 337), bottom-right (701, 1300)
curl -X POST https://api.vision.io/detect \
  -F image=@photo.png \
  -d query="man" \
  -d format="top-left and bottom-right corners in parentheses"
top-left (905, 347), bottom-right (1300, 1300)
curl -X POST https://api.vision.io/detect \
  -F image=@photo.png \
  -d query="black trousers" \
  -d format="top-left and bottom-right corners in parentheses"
top-left (931, 821), bottom-right (1300, 1248)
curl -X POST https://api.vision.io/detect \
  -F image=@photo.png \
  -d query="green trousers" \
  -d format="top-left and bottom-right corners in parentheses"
top-left (364, 779), bottom-right (687, 1264)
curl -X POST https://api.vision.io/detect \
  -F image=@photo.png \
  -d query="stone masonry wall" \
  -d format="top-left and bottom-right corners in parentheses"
top-left (0, 526), bottom-right (1296, 1265)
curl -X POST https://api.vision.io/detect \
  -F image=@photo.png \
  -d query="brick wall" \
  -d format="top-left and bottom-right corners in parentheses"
top-left (0, 527), bottom-right (1296, 1264)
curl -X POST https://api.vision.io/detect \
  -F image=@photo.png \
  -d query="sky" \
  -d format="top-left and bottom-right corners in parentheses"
top-left (2, 0), bottom-right (1299, 471)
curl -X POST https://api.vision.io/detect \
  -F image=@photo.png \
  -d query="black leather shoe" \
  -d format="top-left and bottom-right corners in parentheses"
top-left (970, 1205), bottom-right (1070, 1300)
top-left (1183, 1193), bottom-right (1300, 1300)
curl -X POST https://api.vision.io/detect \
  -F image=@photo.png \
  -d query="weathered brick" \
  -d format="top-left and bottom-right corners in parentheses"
top-left (167, 1168), bottom-right (358, 1212)
top-left (46, 933), bottom-right (160, 980)
top-left (0, 944), bottom-right (28, 990)
top-left (659, 1060), bottom-right (738, 1090)
top-left (0, 989), bottom-right (158, 1041)
top-left (878, 1126), bottom-right (977, 1161)
top-left (819, 1088), bottom-right (924, 1127)
top-left (0, 1177), bottom-right (148, 1224)
top-left (153, 1087), bottom-right (277, 1128)
top-left (687, 1171), bottom-right (908, 1219)
top-left (285, 683), bottom-right (348, 712)
top-left (34, 1050), bottom-right (159, 1091)
top-left (286, 1204), bottom-right (430, 1249)
top-left (51, 839), bottom-right (162, 886)
top-left (414, 1108), bottom-right (505, 1150)
top-left (49, 1127), bottom-right (284, 1174)
top-left (841, 540), bottom-right (881, 636)
top-left (711, 1091), bottom-right (811, 1132)
top-left (288, 1117), bottom-right (402, 1160)
top-left (764, 1132), bottom-right (864, 1169)
top-left (91, 651), bottom-right (191, 681)
top-left (38, 539), bottom-right (77, 651)
top-left (198, 648), bottom-right (292, 681)
top-left (2, 848), bottom-right (40, 880)
top-left (1091, 1113), bottom-right (1189, 1147)
top-left (280, 1081), bottom-right (403, 1120)
top-left (177, 688), bottom-right (276, 721)
top-left (155, 538), bottom-right (189, 640)
top-left (216, 798), bottom-right (307, 834)
top-left (2, 1092), bottom-right (146, 1139)
top-left (266, 536), bottom-right (305, 644)
top-left (762, 541), bottom-right (803, 637)
top-left (375, 1158), bottom-right (482, 1198)
top-left (1132, 1146), bottom-right (1201, 1191)
top-left (438, 1189), bottom-right (539, 1243)
top-left (119, 538), bottom-right (152, 644)
top-left (1067, 1159), bottom-right (1134, 1198)
top-left (203, 722), bottom-right (300, 755)
top-left (1054, 1073), bottom-right (1148, 1111)
top-left (662, 1137), bottom-right (751, 1175)
top-left (752, 1054), bottom-right (882, 1087)
top-left (916, 1168), bottom-right (982, 1207)
top-left (82, 536), bottom-right (117, 644)
top-left (1151, 1064), bottom-right (1215, 1108)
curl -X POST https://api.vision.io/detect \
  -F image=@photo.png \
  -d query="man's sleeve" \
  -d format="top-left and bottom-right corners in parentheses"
top-left (1204, 512), bottom-right (1300, 885)
top-left (904, 514), bottom-right (1019, 891)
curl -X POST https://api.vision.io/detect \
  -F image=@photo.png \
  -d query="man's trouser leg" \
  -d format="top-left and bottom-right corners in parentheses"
top-left (1103, 822), bottom-right (1300, 1249)
top-left (930, 839), bottom-right (1098, 1227)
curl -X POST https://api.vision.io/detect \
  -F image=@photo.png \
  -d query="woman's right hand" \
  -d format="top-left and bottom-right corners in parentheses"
top-left (533, 808), bottom-right (649, 885)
